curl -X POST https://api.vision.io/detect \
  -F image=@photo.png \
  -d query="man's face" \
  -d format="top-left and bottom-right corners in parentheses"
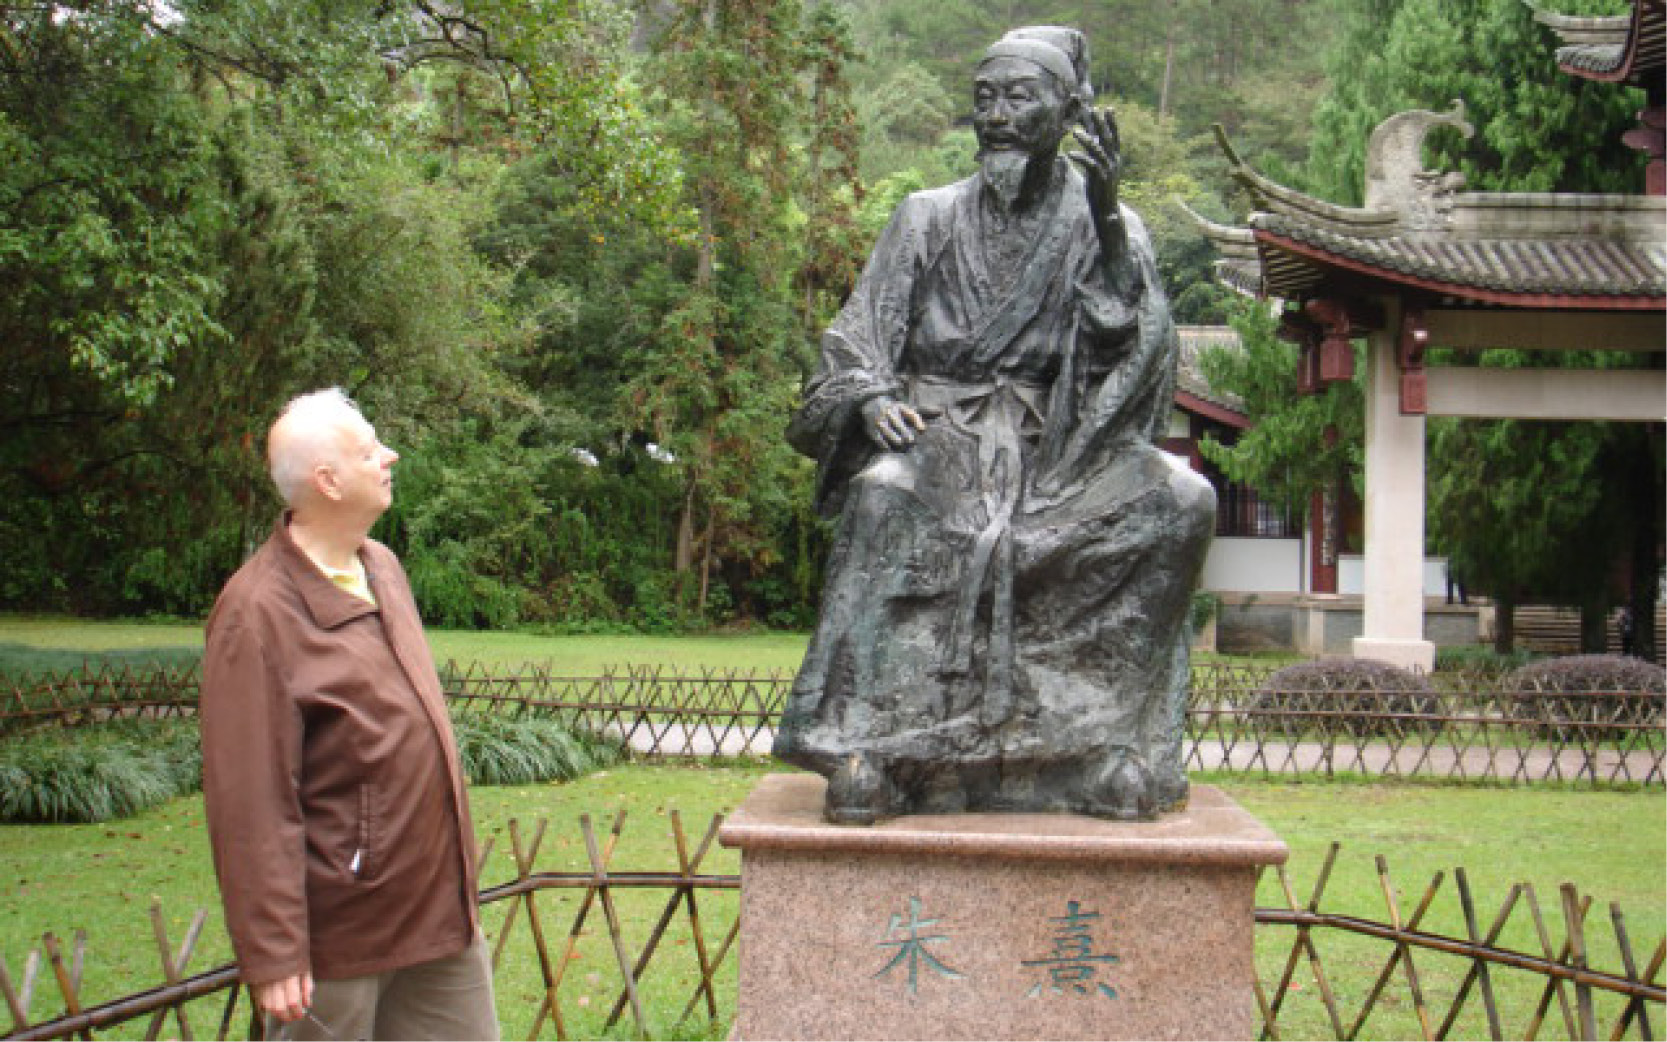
top-left (328, 416), bottom-right (399, 518)
top-left (972, 57), bottom-right (1073, 159)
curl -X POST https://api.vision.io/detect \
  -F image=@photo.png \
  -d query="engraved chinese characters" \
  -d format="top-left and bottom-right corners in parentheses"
top-left (775, 25), bottom-right (1215, 824)
top-left (874, 897), bottom-right (1120, 1001)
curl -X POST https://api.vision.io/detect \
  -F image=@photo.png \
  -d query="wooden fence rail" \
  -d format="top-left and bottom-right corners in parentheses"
top-left (1, 814), bottom-right (1661, 1041)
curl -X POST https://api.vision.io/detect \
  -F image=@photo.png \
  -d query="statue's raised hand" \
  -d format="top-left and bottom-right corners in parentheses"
top-left (1069, 106), bottom-right (1124, 258)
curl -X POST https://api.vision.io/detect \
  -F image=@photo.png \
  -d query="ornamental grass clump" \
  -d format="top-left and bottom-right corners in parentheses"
top-left (1250, 657), bottom-right (1443, 739)
top-left (450, 713), bottom-right (624, 787)
top-left (1503, 654), bottom-right (1665, 741)
top-left (0, 718), bottom-right (200, 823)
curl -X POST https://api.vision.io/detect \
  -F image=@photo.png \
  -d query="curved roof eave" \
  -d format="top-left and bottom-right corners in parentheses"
top-left (1253, 229), bottom-right (1667, 310)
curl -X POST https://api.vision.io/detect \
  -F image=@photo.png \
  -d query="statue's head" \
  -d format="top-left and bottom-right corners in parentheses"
top-left (973, 27), bottom-right (1092, 162)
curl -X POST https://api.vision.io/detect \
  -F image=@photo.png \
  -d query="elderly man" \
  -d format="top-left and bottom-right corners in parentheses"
top-left (775, 27), bottom-right (1215, 824)
top-left (200, 389), bottom-right (498, 1040)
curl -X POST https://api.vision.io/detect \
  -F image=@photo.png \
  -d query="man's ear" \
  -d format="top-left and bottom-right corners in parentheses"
top-left (311, 463), bottom-right (343, 502)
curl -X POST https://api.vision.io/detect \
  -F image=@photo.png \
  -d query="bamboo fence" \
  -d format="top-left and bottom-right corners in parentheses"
top-left (0, 813), bottom-right (1661, 1040)
top-left (4, 662), bottom-right (1660, 786)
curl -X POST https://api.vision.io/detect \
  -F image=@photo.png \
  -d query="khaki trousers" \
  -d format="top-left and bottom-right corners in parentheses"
top-left (265, 935), bottom-right (499, 1041)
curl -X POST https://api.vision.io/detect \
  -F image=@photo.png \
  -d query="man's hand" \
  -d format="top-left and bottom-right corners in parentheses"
top-left (1069, 106), bottom-right (1124, 257)
top-left (861, 396), bottom-right (928, 451)
top-left (255, 972), bottom-right (314, 1024)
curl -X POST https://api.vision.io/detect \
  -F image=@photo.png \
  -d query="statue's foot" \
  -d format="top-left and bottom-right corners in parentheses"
top-left (1081, 750), bottom-right (1157, 822)
top-left (1153, 771), bottom-right (1190, 814)
top-left (824, 754), bottom-right (899, 825)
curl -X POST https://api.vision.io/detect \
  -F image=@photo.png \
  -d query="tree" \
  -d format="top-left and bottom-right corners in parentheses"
top-left (1196, 300), bottom-right (1363, 513)
top-left (0, 0), bottom-right (657, 616)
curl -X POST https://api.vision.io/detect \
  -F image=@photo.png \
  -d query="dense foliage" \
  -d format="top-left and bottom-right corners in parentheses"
top-left (3, 0), bottom-right (1352, 630)
top-left (13, 1), bottom-right (1648, 638)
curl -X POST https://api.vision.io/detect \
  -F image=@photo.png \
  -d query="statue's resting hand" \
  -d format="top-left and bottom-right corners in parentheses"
top-left (860, 396), bottom-right (927, 451)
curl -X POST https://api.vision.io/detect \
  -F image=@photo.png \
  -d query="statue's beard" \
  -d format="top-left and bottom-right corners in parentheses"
top-left (979, 150), bottom-right (1035, 213)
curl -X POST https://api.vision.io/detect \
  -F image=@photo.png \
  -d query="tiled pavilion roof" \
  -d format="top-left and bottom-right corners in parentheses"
top-left (1534, 0), bottom-right (1665, 86)
top-left (1193, 116), bottom-right (1667, 309)
top-left (1174, 325), bottom-right (1246, 424)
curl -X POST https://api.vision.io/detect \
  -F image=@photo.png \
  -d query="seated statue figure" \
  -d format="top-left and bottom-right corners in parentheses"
top-left (774, 26), bottom-right (1216, 824)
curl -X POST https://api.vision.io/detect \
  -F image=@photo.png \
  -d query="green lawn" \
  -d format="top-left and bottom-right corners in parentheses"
top-left (0, 613), bottom-right (812, 676)
top-left (0, 613), bottom-right (1277, 676)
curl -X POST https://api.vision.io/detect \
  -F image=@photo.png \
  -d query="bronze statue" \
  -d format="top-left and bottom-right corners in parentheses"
top-left (774, 26), bottom-right (1216, 824)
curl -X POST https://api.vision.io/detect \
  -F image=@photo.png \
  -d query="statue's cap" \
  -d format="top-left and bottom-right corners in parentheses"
top-left (979, 26), bottom-right (1092, 104)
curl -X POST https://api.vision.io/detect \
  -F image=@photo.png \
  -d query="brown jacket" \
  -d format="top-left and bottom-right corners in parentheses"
top-left (200, 516), bottom-right (479, 984)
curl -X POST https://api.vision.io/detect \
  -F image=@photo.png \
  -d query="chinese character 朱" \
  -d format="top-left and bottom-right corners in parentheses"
top-left (875, 896), bottom-right (964, 995)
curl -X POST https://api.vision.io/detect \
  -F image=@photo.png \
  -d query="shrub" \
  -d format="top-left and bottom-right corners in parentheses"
top-left (450, 712), bottom-right (624, 787)
top-left (0, 718), bottom-right (200, 823)
top-left (1502, 654), bottom-right (1665, 741)
top-left (1188, 591), bottom-right (1220, 635)
top-left (1249, 657), bottom-right (1443, 738)
top-left (0, 704), bottom-right (622, 822)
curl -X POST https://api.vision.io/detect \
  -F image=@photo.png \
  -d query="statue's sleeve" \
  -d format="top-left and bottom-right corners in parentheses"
top-left (787, 197), bottom-right (925, 513)
top-left (1037, 204), bottom-right (1178, 496)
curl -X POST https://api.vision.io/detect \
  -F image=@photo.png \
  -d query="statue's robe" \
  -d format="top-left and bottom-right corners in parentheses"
top-left (776, 159), bottom-right (1215, 818)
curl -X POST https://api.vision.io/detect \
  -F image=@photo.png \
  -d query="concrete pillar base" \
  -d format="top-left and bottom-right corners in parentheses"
top-left (719, 773), bottom-right (1287, 1041)
top-left (1352, 635), bottom-right (1436, 671)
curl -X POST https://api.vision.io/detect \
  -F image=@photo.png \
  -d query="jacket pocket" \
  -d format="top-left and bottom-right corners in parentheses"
top-left (353, 783), bottom-right (376, 880)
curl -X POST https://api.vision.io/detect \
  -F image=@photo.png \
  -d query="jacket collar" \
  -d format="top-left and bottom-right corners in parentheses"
top-left (272, 512), bottom-right (380, 630)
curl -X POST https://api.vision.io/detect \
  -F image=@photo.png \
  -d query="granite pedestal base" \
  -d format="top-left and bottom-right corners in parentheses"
top-left (718, 773), bottom-right (1286, 1041)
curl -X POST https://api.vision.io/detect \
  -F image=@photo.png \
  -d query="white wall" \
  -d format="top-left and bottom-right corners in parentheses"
top-left (1339, 554), bottom-right (1451, 598)
top-left (1202, 537), bottom-right (1303, 594)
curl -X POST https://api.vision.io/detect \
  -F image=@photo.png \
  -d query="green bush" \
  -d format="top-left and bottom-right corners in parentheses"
top-left (450, 712), bottom-right (624, 787)
top-left (0, 718), bottom-right (200, 823)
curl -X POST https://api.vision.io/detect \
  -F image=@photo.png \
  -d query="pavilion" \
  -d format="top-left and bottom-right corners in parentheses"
top-left (1191, 0), bottom-right (1665, 669)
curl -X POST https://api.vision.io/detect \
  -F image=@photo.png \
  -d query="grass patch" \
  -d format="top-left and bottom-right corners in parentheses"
top-left (1, 767), bottom-right (1660, 1039)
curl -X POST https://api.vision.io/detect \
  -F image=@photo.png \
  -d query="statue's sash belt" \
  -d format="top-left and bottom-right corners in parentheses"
top-left (906, 376), bottom-right (1044, 688)
top-left (908, 375), bottom-right (1048, 436)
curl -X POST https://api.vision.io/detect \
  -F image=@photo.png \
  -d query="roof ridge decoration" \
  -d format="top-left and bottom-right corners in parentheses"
top-left (1211, 124), bottom-right (1398, 233)
top-left (1192, 106), bottom-right (1666, 306)
top-left (1363, 101), bottom-right (1473, 230)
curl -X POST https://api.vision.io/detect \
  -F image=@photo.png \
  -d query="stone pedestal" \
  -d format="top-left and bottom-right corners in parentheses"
top-left (719, 773), bottom-right (1286, 1041)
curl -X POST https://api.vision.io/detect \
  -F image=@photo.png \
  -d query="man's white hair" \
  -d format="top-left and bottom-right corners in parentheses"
top-left (267, 387), bottom-right (365, 506)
